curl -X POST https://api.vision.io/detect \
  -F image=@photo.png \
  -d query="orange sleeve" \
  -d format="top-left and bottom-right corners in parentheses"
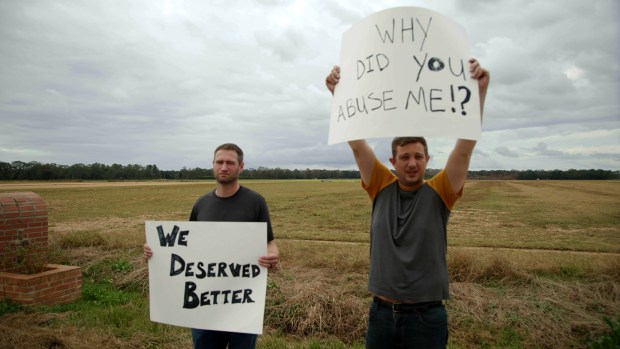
top-left (361, 158), bottom-right (397, 202)
top-left (426, 169), bottom-right (463, 210)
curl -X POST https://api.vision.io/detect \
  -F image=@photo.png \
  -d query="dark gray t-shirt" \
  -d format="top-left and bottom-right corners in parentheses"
top-left (189, 186), bottom-right (274, 242)
top-left (363, 160), bottom-right (461, 302)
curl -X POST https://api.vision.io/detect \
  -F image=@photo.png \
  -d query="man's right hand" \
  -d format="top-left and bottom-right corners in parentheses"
top-left (325, 65), bottom-right (340, 95)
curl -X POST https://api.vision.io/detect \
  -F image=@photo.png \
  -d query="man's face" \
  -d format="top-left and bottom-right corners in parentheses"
top-left (213, 149), bottom-right (243, 184)
top-left (389, 142), bottom-right (429, 188)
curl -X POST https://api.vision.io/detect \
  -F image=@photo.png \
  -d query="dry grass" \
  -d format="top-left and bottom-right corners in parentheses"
top-left (447, 247), bottom-right (620, 348)
top-left (450, 180), bottom-right (620, 252)
top-left (0, 311), bottom-right (192, 349)
top-left (277, 240), bottom-right (369, 273)
top-left (265, 266), bottom-right (368, 344)
top-left (1, 180), bottom-right (619, 348)
top-left (264, 241), bottom-right (620, 348)
top-left (449, 277), bottom-right (619, 348)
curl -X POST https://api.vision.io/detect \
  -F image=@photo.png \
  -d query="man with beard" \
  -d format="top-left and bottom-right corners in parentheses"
top-left (325, 59), bottom-right (489, 348)
top-left (144, 143), bottom-right (279, 349)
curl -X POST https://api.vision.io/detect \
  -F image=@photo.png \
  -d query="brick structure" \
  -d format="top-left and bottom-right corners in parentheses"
top-left (0, 264), bottom-right (81, 305)
top-left (0, 192), bottom-right (49, 273)
top-left (0, 192), bottom-right (81, 305)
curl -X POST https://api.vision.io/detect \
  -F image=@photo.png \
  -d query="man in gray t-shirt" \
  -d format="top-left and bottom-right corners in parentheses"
top-left (326, 59), bottom-right (490, 349)
top-left (144, 143), bottom-right (279, 349)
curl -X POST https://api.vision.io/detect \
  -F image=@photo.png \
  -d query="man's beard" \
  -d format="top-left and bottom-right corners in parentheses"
top-left (215, 172), bottom-right (239, 184)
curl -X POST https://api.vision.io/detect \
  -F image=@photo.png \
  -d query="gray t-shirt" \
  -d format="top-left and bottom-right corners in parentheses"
top-left (363, 160), bottom-right (460, 302)
top-left (189, 186), bottom-right (274, 242)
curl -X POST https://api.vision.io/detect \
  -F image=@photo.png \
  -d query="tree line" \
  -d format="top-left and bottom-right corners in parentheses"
top-left (0, 161), bottom-right (617, 181)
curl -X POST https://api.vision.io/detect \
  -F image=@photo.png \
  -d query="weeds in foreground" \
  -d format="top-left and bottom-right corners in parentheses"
top-left (589, 316), bottom-right (620, 349)
top-left (0, 298), bottom-right (22, 316)
top-left (2, 237), bottom-right (618, 348)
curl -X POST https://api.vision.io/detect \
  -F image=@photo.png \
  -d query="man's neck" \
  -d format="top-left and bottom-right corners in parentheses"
top-left (215, 182), bottom-right (240, 198)
top-left (398, 179), bottom-right (425, 192)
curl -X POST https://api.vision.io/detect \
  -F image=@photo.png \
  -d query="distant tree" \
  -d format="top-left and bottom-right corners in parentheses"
top-left (0, 160), bottom-right (617, 181)
top-left (0, 161), bottom-right (15, 180)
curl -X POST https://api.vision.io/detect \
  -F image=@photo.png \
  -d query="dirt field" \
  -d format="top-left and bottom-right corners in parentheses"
top-left (0, 180), bottom-right (208, 189)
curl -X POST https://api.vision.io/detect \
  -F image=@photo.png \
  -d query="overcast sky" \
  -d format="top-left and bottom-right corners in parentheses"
top-left (1, 0), bottom-right (619, 171)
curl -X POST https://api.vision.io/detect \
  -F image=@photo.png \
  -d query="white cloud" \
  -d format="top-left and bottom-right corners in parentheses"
top-left (0, 0), bottom-right (618, 171)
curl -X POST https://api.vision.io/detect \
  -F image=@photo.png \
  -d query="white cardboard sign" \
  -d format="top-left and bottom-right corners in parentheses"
top-left (329, 6), bottom-right (481, 144)
top-left (145, 221), bottom-right (267, 335)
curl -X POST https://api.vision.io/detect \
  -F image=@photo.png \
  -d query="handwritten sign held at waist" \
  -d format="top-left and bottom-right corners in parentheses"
top-left (145, 221), bottom-right (267, 335)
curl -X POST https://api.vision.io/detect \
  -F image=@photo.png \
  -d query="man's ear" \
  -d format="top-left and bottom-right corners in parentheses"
top-left (239, 162), bottom-right (244, 172)
top-left (389, 157), bottom-right (396, 167)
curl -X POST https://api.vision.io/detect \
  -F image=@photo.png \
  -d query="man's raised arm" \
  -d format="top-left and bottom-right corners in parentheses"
top-left (326, 65), bottom-right (376, 184)
top-left (348, 140), bottom-right (375, 185)
top-left (445, 58), bottom-right (490, 193)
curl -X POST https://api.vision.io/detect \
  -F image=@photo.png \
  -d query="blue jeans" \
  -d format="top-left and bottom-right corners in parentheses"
top-left (191, 329), bottom-right (257, 349)
top-left (365, 299), bottom-right (448, 349)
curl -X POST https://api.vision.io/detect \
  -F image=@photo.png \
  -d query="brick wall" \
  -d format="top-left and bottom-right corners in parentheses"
top-left (0, 191), bottom-right (81, 305)
top-left (0, 192), bottom-right (49, 273)
top-left (0, 264), bottom-right (81, 305)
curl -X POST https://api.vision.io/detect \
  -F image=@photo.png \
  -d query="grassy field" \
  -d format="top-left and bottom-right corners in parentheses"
top-left (0, 179), bottom-right (619, 348)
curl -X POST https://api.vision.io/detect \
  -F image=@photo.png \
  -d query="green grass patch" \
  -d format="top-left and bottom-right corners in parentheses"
top-left (0, 298), bottom-right (23, 316)
top-left (589, 315), bottom-right (620, 348)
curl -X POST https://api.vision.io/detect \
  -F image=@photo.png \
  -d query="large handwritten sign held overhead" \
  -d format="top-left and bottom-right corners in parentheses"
top-left (145, 221), bottom-right (267, 335)
top-left (328, 7), bottom-right (481, 144)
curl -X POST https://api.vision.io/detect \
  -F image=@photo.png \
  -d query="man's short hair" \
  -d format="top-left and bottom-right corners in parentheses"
top-left (214, 143), bottom-right (244, 163)
top-left (391, 137), bottom-right (428, 158)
